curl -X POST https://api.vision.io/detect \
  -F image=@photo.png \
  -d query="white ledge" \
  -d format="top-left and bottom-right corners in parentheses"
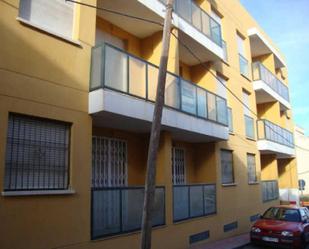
top-left (16, 17), bottom-right (82, 47)
top-left (2, 189), bottom-right (76, 196)
top-left (222, 183), bottom-right (237, 187)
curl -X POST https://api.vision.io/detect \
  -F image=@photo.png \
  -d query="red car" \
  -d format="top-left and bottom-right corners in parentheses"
top-left (250, 205), bottom-right (309, 249)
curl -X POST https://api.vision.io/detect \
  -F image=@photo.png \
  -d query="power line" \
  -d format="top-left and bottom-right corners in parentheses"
top-left (67, 0), bottom-right (309, 153)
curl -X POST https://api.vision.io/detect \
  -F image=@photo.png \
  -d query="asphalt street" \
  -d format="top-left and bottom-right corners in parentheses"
top-left (239, 243), bottom-right (309, 249)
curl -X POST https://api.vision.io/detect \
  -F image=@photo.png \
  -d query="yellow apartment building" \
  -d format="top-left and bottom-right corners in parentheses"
top-left (0, 0), bottom-right (299, 249)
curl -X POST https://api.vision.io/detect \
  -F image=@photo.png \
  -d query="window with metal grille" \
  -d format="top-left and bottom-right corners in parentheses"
top-left (172, 147), bottom-right (186, 185)
top-left (4, 114), bottom-right (70, 191)
top-left (247, 153), bottom-right (257, 183)
top-left (220, 150), bottom-right (234, 184)
top-left (92, 137), bottom-right (127, 188)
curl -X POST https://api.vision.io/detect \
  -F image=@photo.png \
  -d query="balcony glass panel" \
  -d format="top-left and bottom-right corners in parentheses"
top-left (176, 0), bottom-right (191, 23)
top-left (252, 62), bottom-right (290, 102)
top-left (90, 43), bottom-right (228, 127)
top-left (204, 184), bottom-right (216, 215)
top-left (90, 46), bottom-right (103, 89)
top-left (217, 96), bottom-right (228, 125)
top-left (207, 92), bottom-right (217, 121)
top-left (173, 184), bottom-right (216, 222)
top-left (181, 79), bottom-right (197, 115)
top-left (262, 180), bottom-right (279, 202)
top-left (105, 46), bottom-right (128, 92)
top-left (197, 88), bottom-right (207, 118)
top-left (129, 56), bottom-right (146, 98)
top-left (257, 119), bottom-right (294, 148)
top-left (189, 185), bottom-right (204, 217)
top-left (160, 0), bottom-right (222, 46)
top-left (173, 186), bottom-right (189, 221)
top-left (147, 64), bottom-right (159, 101)
top-left (165, 73), bottom-right (180, 109)
top-left (91, 187), bottom-right (165, 239)
top-left (191, 3), bottom-right (202, 31)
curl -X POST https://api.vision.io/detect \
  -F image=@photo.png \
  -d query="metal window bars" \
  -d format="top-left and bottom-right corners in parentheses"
top-left (261, 180), bottom-right (279, 202)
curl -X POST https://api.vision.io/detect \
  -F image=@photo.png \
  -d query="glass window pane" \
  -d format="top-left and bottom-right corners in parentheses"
top-left (147, 64), bottom-right (159, 101)
top-left (104, 46), bottom-right (128, 92)
top-left (201, 12), bottom-right (211, 37)
top-left (228, 108), bottom-right (233, 132)
top-left (181, 80), bottom-right (197, 115)
top-left (221, 150), bottom-right (233, 184)
top-left (129, 57), bottom-right (146, 98)
top-left (165, 73), bottom-right (180, 109)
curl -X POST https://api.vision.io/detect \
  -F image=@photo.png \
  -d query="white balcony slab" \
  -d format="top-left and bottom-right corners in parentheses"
top-left (248, 27), bottom-right (286, 69)
top-left (89, 89), bottom-right (229, 142)
top-left (257, 139), bottom-right (295, 158)
top-left (253, 80), bottom-right (291, 110)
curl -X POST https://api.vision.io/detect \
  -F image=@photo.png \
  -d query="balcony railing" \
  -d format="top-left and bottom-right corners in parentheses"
top-left (159, 0), bottom-right (222, 47)
top-left (90, 43), bottom-right (228, 126)
top-left (239, 53), bottom-right (249, 78)
top-left (262, 180), bottom-right (279, 202)
top-left (257, 119), bottom-right (294, 148)
top-left (252, 62), bottom-right (289, 102)
top-left (222, 40), bottom-right (228, 62)
top-left (173, 184), bottom-right (216, 222)
top-left (91, 186), bottom-right (165, 239)
top-left (245, 115), bottom-right (255, 139)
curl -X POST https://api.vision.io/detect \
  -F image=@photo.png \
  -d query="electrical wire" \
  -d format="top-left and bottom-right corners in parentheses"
top-left (67, 0), bottom-right (309, 152)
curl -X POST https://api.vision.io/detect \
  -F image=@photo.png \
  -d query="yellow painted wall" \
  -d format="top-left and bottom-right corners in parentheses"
top-left (260, 154), bottom-right (278, 180)
top-left (0, 0), bottom-right (297, 248)
top-left (278, 158), bottom-right (299, 189)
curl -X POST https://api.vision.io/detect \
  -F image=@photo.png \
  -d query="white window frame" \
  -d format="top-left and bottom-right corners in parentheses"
top-left (220, 149), bottom-right (234, 185)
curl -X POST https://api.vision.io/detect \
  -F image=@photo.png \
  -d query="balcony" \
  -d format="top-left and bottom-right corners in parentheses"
top-left (91, 186), bottom-right (165, 239)
top-left (252, 62), bottom-right (290, 110)
top-left (144, 0), bottom-right (224, 61)
top-left (89, 43), bottom-right (229, 142)
top-left (257, 119), bottom-right (295, 158)
top-left (173, 184), bottom-right (216, 222)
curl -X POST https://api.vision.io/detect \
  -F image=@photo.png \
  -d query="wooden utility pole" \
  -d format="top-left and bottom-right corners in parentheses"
top-left (140, 0), bottom-right (174, 249)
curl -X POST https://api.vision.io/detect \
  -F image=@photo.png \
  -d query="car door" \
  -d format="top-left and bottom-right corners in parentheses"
top-left (300, 208), bottom-right (309, 242)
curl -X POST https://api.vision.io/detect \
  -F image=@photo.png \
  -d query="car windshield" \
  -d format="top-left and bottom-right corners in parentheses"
top-left (262, 207), bottom-right (301, 222)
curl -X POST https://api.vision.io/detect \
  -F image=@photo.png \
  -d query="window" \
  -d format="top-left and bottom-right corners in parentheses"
top-left (4, 114), bottom-right (70, 191)
top-left (228, 107), bottom-right (233, 132)
top-left (216, 74), bottom-right (227, 99)
top-left (19, 0), bottom-right (75, 39)
top-left (220, 150), bottom-right (234, 184)
top-left (243, 90), bottom-right (255, 139)
top-left (237, 33), bottom-right (249, 77)
top-left (92, 137), bottom-right (127, 188)
top-left (172, 147), bottom-right (186, 185)
top-left (237, 33), bottom-right (245, 56)
top-left (247, 154), bottom-right (257, 183)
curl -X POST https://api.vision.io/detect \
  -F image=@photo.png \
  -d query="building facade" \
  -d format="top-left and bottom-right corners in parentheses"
top-left (295, 126), bottom-right (309, 196)
top-left (0, 0), bottom-right (298, 249)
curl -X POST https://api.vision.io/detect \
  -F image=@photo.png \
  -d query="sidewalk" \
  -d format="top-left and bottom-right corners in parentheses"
top-left (190, 233), bottom-right (250, 249)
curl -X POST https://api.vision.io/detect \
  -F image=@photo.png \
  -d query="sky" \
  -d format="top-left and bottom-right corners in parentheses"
top-left (240, 0), bottom-right (309, 134)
